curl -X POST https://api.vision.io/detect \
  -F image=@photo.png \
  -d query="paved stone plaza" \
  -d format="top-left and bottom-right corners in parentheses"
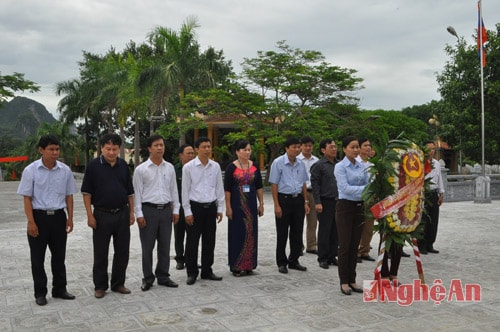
top-left (1, 180), bottom-right (499, 331)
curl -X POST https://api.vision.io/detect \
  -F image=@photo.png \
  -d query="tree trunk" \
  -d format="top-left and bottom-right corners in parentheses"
top-left (84, 116), bottom-right (91, 167)
top-left (179, 87), bottom-right (186, 145)
top-left (119, 125), bottom-right (125, 160)
top-left (134, 115), bottom-right (141, 166)
top-left (265, 142), bottom-right (283, 183)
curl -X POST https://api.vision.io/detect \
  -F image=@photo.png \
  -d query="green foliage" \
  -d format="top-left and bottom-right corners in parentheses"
top-left (0, 134), bottom-right (21, 157)
top-left (436, 23), bottom-right (500, 164)
top-left (362, 135), bottom-right (425, 249)
top-left (0, 72), bottom-right (40, 105)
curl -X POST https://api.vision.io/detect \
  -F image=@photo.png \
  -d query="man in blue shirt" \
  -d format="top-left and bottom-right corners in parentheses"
top-left (17, 135), bottom-right (78, 306)
top-left (269, 137), bottom-right (310, 273)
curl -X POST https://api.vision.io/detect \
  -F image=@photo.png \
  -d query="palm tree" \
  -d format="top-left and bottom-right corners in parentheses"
top-left (141, 16), bottom-right (232, 145)
top-left (55, 78), bottom-right (98, 166)
top-left (117, 43), bottom-right (153, 166)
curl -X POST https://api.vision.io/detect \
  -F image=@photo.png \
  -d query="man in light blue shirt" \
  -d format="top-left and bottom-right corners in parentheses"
top-left (269, 137), bottom-right (310, 274)
top-left (17, 135), bottom-right (77, 306)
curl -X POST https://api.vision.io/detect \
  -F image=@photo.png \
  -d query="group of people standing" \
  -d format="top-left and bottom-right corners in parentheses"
top-left (18, 133), bottom-right (444, 305)
top-left (267, 135), bottom-right (444, 296)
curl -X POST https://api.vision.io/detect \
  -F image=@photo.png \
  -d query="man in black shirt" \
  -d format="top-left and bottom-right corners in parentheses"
top-left (173, 144), bottom-right (194, 270)
top-left (310, 139), bottom-right (339, 269)
top-left (81, 133), bottom-right (135, 298)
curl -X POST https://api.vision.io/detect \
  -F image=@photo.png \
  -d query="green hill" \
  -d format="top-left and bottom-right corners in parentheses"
top-left (0, 96), bottom-right (57, 139)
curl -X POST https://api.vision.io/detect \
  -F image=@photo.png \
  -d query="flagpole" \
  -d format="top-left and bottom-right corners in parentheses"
top-left (475, 0), bottom-right (491, 203)
top-left (479, 0), bottom-right (485, 178)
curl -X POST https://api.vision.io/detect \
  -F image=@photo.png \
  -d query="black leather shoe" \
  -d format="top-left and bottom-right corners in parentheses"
top-left (288, 263), bottom-right (307, 271)
top-left (176, 262), bottom-right (185, 270)
top-left (306, 249), bottom-right (318, 255)
top-left (427, 248), bottom-right (439, 254)
top-left (158, 278), bottom-right (179, 288)
top-left (328, 258), bottom-right (338, 266)
top-left (401, 250), bottom-right (410, 257)
top-left (390, 277), bottom-right (401, 287)
top-left (419, 248), bottom-right (428, 255)
top-left (278, 266), bottom-right (288, 274)
top-left (349, 284), bottom-right (363, 293)
top-left (141, 281), bottom-right (152, 291)
top-left (186, 276), bottom-right (197, 285)
top-left (201, 273), bottom-right (223, 281)
top-left (319, 261), bottom-right (329, 269)
top-left (340, 286), bottom-right (351, 296)
top-left (360, 255), bottom-right (375, 261)
top-left (357, 257), bottom-right (363, 263)
top-left (52, 291), bottom-right (75, 300)
top-left (35, 296), bottom-right (47, 305)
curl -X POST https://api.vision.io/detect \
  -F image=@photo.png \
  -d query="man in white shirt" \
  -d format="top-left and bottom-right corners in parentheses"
top-left (419, 141), bottom-right (445, 254)
top-left (356, 138), bottom-right (376, 262)
top-left (133, 135), bottom-right (180, 291)
top-left (297, 136), bottom-right (319, 254)
top-left (182, 137), bottom-right (225, 285)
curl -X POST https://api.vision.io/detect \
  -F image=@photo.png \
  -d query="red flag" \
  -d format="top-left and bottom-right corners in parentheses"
top-left (477, 1), bottom-right (488, 67)
top-left (0, 156), bottom-right (28, 163)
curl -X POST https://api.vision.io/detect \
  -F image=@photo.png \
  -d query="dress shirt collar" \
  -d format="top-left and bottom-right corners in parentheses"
top-left (194, 156), bottom-right (212, 167)
top-left (145, 158), bottom-right (167, 168)
top-left (36, 158), bottom-right (61, 171)
top-left (283, 153), bottom-right (296, 166)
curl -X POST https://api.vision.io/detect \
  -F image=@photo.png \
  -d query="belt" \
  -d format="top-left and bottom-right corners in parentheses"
top-left (143, 202), bottom-right (170, 209)
top-left (307, 188), bottom-right (313, 192)
top-left (278, 193), bottom-right (302, 199)
top-left (33, 209), bottom-right (64, 216)
top-left (94, 205), bottom-right (127, 214)
top-left (190, 200), bottom-right (216, 209)
top-left (338, 199), bottom-right (364, 207)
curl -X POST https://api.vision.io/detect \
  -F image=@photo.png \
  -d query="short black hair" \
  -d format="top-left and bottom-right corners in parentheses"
top-left (233, 139), bottom-right (250, 152)
top-left (341, 136), bottom-right (358, 148)
top-left (300, 136), bottom-right (314, 145)
top-left (319, 138), bottom-right (334, 150)
top-left (284, 137), bottom-right (300, 148)
top-left (147, 134), bottom-right (164, 148)
top-left (178, 144), bottom-right (193, 154)
top-left (194, 136), bottom-right (211, 148)
top-left (38, 134), bottom-right (60, 149)
top-left (99, 133), bottom-right (122, 147)
top-left (358, 137), bottom-right (370, 146)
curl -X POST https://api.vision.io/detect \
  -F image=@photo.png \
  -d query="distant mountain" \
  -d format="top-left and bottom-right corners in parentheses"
top-left (0, 96), bottom-right (57, 139)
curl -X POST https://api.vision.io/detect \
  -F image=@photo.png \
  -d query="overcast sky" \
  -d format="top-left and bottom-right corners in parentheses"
top-left (2, 0), bottom-right (499, 118)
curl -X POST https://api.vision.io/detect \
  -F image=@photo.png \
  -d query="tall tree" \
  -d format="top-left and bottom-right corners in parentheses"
top-left (436, 23), bottom-right (500, 164)
top-left (239, 41), bottom-right (363, 171)
top-left (141, 16), bottom-right (232, 144)
top-left (0, 72), bottom-right (40, 106)
top-left (117, 42), bottom-right (154, 165)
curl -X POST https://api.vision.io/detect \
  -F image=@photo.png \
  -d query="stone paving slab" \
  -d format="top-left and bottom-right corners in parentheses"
top-left (1, 180), bottom-right (499, 331)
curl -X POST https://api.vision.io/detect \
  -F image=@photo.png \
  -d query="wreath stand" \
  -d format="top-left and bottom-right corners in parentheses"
top-left (373, 234), bottom-right (426, 301)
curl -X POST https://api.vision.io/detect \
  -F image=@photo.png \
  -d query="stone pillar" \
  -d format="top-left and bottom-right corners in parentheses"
top-left (474, 176), bottom-right (491, 203)
top-left (440, 162), bottom-right (449, 200)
